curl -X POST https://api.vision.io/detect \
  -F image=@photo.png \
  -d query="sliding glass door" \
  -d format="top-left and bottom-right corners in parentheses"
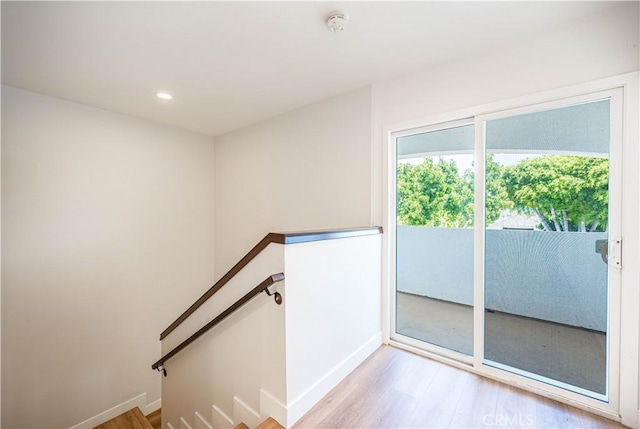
top-left (395, 122), bottom-right (474, 356)
top-left (392, 90), bottom-right (622, 408)
top-left (481, 99), bottom-right (614, 399)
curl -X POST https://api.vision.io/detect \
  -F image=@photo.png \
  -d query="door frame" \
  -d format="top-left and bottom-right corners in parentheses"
top-left (382, 72), bottom-right (639, 427)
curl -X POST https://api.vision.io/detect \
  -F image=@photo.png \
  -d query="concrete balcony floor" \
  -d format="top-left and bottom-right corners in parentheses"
top-left (396, 292), bottom-right (606, 394)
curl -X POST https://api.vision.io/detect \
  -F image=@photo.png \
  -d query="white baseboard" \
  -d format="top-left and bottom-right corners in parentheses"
top-left (194, 411), bottom-right (213, 429)
top-left (234, 396), bottom-right (261, 428)
top-left (212, 404), bottom-right (234, 429)
top-left (259, 389), bottom-right (287, 428)
top-left (179, 416), bottom-right (193, 429)
top-left (70, 392), bottom-right (149, 429)
top-left (285, 331), bottom-right (382, 427)
top-left (144, 398), bottom-right (162, 415)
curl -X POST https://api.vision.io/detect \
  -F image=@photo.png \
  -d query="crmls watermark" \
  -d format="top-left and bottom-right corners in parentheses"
top-left (482, 413), bottom-right (535, 427)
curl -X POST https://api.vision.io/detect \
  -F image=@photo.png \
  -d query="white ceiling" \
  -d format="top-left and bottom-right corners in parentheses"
top-left (2, 1), bottom-right (617, 137)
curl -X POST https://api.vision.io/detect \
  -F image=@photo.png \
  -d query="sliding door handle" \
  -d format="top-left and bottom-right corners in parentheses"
top-left (600, 237), bottom-right (622, 269)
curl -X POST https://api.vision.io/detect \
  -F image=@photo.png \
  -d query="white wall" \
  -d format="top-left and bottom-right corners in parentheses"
top-left (372, 2), bottom-right (639, 224)
top-left (284, 235), bottom-right (382, 426)
top-left (213, 87), bottom-right (373, 276)
top-left (1, 86), bottom-right (216, 429)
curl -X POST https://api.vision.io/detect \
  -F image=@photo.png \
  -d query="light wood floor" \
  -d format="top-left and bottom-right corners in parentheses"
top-left (293, 346), bottom-right (625, 429)
top-left (94, 407), bottom-right (153, 429)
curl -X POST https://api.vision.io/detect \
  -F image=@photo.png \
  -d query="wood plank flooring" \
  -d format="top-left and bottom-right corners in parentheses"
top-left (235, 418), bottom-right (284, 429)
top-left (293, 346), bottom-right (625, 429)
top-left (146, 409), bottom-right (161, 429)
top-left (257, 417), bottom-right (285, 429)
top-left (94, 407), bottom-right (153, 429)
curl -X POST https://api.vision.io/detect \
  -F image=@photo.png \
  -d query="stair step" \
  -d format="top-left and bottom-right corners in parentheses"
top-left (94, 407), bottom-right (154, 429)
top-left (145, 409), bottom-right (161, 429)
top-left (256, 418), bottom-right (283, 429)
top-left (232, 418), bottom-right (282, 429)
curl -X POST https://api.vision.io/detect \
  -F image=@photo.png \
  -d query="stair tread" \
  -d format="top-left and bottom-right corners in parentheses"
top-left (145, 409), bottom-right (161, 429)
top-left (233, 419), bottom-right (282, 429)
top-left (256, 418), bottom-right (284, 429)
top-left (94, 407), bottom-right (154, 429)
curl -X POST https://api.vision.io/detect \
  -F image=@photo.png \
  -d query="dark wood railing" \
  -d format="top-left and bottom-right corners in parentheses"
top-left (152, 273), bottom-right (285, 375)
top-left (159, 227), bottom-right (382, 340)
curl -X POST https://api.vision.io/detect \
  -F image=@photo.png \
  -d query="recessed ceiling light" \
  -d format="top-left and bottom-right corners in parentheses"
top-left (156, 92), bottom-right (173, 100)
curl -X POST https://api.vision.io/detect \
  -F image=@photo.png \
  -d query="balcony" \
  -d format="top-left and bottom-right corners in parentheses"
top-left (396, 225), bottom-right (608, 394)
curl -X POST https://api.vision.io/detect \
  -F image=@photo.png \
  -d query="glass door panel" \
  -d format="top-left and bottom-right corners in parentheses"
top-left (483, 100), bottom-right (611, 397)
top-left (395, 124), bottom-right (474, 355)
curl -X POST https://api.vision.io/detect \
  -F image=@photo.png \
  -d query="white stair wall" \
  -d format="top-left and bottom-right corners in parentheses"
top-left (162, 232), bottom-right (382, 428)
top-left (259, 389), bottom-right (287, 427)
top-left (283, 234), bottom-right (383, 426)
top-left (162, 243), bottom-right (286, 429)
top-left (173, 396), bottom-right (262, 429)
top-left (212, 405), bottom-right (234, 429)
top-left (233, 397), bottom-right (261, 428)
top-left (179, 417), bottom-right (193, 429)
top-left (194, 411), bottom-right (213, 429)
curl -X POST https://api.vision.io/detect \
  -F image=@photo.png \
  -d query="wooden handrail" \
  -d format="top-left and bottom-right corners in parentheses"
top-left (160, 226), bottom-right (382, 340)
top-left (152, 273), bottom-right (285, 375)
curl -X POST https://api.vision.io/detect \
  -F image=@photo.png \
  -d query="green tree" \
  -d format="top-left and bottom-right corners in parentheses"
top-left (502, 155), bottom-right (609, 232)
top-left (396, 156), bottom-right (507, 227)
top-left (462, 155), bottom-right (511, 225)
top-left (397, 158), bottom-right (470, 227)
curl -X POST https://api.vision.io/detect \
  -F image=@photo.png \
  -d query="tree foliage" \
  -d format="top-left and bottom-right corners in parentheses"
top-left (397, 154), bottom-right (609, 232)
top-left (503, 155), bottom-right (608, 232)
top-left (396, 156), bottom-right (508, 227)
top-left (397, 158), bottom-right (473, 227)
top-left (463, 155), bottom-right (511, 226)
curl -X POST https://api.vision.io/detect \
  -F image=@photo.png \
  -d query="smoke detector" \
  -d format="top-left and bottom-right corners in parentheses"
top-left (326, 12), bottom-right (349, 33)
